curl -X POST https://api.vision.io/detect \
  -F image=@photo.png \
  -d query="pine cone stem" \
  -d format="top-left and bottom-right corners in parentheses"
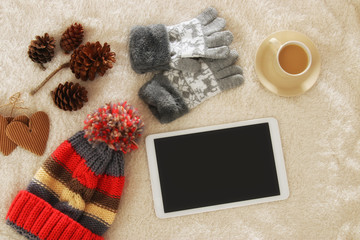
top-left (39, 63), bottom-right (46, 71)
top-left (30, 62), bottom-right (70, 95)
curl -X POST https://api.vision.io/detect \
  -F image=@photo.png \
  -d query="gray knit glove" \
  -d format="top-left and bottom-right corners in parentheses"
top-left (129, 7), bottom-right (233, 74)
top-left (138, 50), bottom-right (244, 123)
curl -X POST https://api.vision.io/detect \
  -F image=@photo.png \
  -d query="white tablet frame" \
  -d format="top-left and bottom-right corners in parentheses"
top-left (145, 117), bottom-right (289, 218)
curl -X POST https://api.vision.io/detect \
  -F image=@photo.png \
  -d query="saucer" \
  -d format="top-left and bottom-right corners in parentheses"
top-left (255, 31), bottom-right (321, 97)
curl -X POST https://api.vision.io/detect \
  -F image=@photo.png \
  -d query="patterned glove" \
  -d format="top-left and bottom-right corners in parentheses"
top-left (138, 50), bottom-right (244, 123)
top-left (129, 7), bottom-right (233, 74)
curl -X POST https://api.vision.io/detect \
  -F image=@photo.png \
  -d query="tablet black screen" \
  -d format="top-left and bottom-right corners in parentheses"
top-left (154, 123), bottom-right (280, 213)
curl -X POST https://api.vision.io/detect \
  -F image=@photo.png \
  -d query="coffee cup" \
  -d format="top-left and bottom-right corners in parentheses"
top-left (269, 38), bottom-right (312, 77)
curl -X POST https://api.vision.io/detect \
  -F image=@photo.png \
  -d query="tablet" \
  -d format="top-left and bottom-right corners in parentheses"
top-left (145, 118), bottom-right (289, 218)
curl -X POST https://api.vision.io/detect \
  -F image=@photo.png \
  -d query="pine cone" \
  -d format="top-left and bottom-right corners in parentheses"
top-left (70, 41), bottom-right (116, 81)
top-left (51, 82), bottom-right (88, 111)
top-left (60, 23), bottom-right (84, 54)
top-left (28, 33), bottom-right (56, 69)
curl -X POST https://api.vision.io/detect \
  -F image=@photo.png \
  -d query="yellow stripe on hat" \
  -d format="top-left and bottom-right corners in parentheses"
top-left (59, 187), bottom-right (85, 211)
top-left (34, 168), bottom-right (67, 198)
top-left (34, 168), bottom-right (84, 211)
top-left (84, 203), bottom-right (116, 225)
top-left (33, 167), bottom-right (116, 225)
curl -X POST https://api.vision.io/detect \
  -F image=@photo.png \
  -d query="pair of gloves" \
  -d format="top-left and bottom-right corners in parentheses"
top-left (130, 7), bottom-right (244, 123)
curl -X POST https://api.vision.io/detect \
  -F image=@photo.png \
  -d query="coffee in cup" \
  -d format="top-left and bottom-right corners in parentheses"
top-left (269, 38), bottom-right (312, 77)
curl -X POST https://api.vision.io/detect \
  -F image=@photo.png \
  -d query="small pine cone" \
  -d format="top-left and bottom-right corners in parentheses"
top-left (51, 82), bottom-right (88, 111)
top-left (70, 41), bottom-right (116, 81)
top-left (28, 33), bottom-right (56, 67)
top-left (60, 23), bottom-right (84, 54)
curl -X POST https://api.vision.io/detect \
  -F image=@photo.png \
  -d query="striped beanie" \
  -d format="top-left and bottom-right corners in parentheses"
top-left (5, 102), bottom-right (144, 240)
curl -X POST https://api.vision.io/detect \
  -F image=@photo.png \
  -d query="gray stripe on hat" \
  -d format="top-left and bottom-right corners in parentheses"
top-left (27, 180), bottom-right (84, 221)
top-left (104, 150), bottom-right (124, 176)
top-left (54, 201), bottom-right (84, 221)
top-left (6, 220), bottom-right (41, 240)
top-left (27, 179), bottom-right (59, 206)
top-left (78, 213), bottom-right (109, 236)
top-left (68, 131), bottom-right (124, 176)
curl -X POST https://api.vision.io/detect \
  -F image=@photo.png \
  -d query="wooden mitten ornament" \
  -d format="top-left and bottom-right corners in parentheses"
top-left (6, 111), bottom-right (49, 156)
top-left (0, 116), bottom-right (18, 156)
top-left (0, 115), bottom-right (30, 156)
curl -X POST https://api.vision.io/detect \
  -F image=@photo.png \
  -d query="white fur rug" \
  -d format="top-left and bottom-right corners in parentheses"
top-left (1, 0), bottom-right (359, 239)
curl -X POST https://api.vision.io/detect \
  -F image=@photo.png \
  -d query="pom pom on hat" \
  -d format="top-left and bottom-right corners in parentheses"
top-left (84, 102), bottom-right (144, 153)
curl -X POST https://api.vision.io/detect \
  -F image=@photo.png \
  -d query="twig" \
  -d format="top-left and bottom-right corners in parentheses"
top-left (30, 62), bottom-right (70, 96)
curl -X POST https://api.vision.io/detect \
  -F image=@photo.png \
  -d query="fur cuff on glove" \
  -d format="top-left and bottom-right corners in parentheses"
top-left (129, 24), bottom-right (171, 74)
top-left (138, 74), bottom-right (189, 123)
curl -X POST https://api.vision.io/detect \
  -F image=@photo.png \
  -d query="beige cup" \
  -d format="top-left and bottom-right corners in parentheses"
top-left (269, 38), bottom-right (312, 78)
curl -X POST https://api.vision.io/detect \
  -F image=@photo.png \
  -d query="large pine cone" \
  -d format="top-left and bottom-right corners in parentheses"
top-left (28, 33), bottom-right (56, 68)
top-left (70, 41), bottom-right (116, 81)
top-left (60, 23), bottom-right (84, 54)
top-left (51, 82), bottom-right (88, 111)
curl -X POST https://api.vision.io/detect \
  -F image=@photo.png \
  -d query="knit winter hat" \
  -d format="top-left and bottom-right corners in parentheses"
top-left (6, 102), bottom-right (144, 240)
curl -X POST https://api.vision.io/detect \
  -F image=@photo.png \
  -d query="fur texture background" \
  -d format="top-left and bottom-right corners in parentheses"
top-left (0, 0), bottom-right (359, 239)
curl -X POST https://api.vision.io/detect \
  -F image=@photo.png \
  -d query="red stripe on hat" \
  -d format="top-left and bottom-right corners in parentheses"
top-left (23, 201), bottom-right (46, 229)
top-left (6, 191), bottom-right (103, 240)
top-left (16, 192), bottom-right (41, 227)
top-left (6, 191), bottom-right (31, 223)
top-left (30, 203), bottom-right (53, 235)
top-left (45, 215), bottom-right (69, 240)
top-left (97, 174), bottom-right (125, 199)
top-left (59, 223), bottom-right (78, 240)
top-left (37, 211), bottom-right (62, 239)
top-left (51, 140), bottom-right (124, 197)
